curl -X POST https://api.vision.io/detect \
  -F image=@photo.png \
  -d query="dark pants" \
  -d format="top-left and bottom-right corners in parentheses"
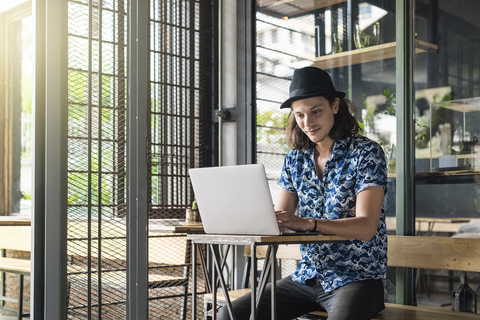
top-left (217, 276), bottom-right (385, 320)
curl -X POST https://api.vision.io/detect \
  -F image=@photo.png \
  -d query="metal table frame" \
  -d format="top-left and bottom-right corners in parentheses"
top-left (188, 234), bottom-right (347, 320)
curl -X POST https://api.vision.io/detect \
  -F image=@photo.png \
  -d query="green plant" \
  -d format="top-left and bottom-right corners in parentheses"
top-left (331, 11), bottom-right (342, 53)
top-left (382, 88), bottom-right (428, 143)
top-left (357, 120), bottom-right (365, 135)
top-left (415, 122), bottom-right (428, 143)
top-left (256, 109), bottom-right (291, 154)
top-left (21, 191), bottom-right (32, 200)
top-left (383, 88), bottom-right (396, 116)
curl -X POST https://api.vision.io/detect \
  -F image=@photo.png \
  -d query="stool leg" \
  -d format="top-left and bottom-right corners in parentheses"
top-left (18, 274), bottom-right (24, 320)
top-left (0, 270), bottom-right (5, 312)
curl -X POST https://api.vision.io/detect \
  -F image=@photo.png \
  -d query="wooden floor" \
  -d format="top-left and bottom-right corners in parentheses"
top-left (0, 294), bottom-right (477, 319)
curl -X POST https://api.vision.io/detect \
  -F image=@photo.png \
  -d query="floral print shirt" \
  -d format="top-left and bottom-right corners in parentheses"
top-left (277, 134), bottom-right (388, 293)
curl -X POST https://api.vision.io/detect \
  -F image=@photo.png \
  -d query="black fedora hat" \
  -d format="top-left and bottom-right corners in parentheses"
top-left (280, 66), bottom-right (346, 109)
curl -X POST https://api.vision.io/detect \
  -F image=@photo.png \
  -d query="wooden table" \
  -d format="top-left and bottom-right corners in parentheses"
top-left (0, 216), bottom-right (31, 226)
top-left (415, 217), bottom-right (472, 235)
top-left (385, 216), bottom-right (472, 234)
top-left (187, 234), bottom-right (348, 320)
top-left (149, 223), bottom-right (204, 234)
top-left (0, 224), bottom-right (31, 320)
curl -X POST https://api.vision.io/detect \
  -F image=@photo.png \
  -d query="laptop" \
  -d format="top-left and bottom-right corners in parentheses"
top-left (188, 164), bottom-right (321, 236)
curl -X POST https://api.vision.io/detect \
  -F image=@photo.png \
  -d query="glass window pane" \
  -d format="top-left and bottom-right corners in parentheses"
top-left (413, 0), bottom-right (480, 309)
top-left (18, 15), bottom-right (34, 215)
top-left (413, 1), bottom-right (480, 228)
top-left (255, 0), bottom-right (397, 303)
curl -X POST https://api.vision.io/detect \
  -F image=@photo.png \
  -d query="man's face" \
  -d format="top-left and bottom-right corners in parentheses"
top-left (291, 96), bottom-right (339, 145)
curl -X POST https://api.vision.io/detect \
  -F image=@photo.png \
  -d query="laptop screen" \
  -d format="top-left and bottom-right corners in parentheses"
top-left (189, 164), bottom-right (281, 235)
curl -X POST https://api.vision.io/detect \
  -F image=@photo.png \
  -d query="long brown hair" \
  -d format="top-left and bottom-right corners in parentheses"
top-left (285, 96), bottom-right (360, 150)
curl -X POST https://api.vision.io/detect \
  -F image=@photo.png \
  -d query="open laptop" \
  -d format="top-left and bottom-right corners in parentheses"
top-left (188, 164), bottom-right (322, 236)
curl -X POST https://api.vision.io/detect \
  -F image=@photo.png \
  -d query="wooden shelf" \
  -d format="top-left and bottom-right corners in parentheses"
top-left (432, 97), bottom-right (480, 113)
top-left (258, 0), bottom-right (347, 18)
top-left (312, 40), bottom-right (438, 69)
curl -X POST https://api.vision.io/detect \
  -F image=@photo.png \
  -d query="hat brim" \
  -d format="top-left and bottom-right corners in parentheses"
top-left (280, 91), bottom-right (346, 109)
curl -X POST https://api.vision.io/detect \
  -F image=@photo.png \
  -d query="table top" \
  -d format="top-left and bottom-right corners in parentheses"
top-left (415, 217), bottom-right (473, 223)
top-left (0, 226), bottom-right (31, 251)
top-left (0, 216), bottom-right (31, 226)
top-left (149, 223), bottom-right (205, 234)
top-left (385, 216), bottom-right (473, 233)
top-left (187, 233), bottom-right (349, 245)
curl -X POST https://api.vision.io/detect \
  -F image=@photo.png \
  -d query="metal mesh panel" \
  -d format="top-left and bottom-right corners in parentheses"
top-left (254, 5), bottom-right (319, 292)
top-left (66, 0), bottom-right (128, 318)
top-left (149, 0), bottom-right (202, 220)
top-left (255, 7), bottom-right (316, 202)
top-left (65, 0), bottom-right (212, 317)
top-left (148, 0), bottom-right (209, 318)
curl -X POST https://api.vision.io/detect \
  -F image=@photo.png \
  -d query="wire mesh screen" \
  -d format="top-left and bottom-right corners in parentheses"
top-left (149, 0), bottom-right (202, 219)
top-left (148, 0), bottom-right (210, 318)
top-left (255, 3), bottom-right (316, 203)
top-left (254, 3), bottom-right (316, 290)
top-left (66, 0), bottom-right (128, 318)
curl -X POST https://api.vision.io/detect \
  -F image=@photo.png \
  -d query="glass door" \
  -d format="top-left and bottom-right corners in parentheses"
top-left (254, 0), bottom-right (401, 229)
top-left (413, 0), bottom-right (480, 309)
top-left (254, 0), bottom-right (402, 302)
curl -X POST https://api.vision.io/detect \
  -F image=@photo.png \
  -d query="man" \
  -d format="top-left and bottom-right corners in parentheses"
top-left (218, 66), bottom-right (387, 320)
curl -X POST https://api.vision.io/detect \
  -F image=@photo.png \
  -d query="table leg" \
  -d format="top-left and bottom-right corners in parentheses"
top-left (256, 245), bottom-right (272, 299)
top-left (210, 244), bottom-right (237, 320)
top-left (427, 222), bottom-right (435, 235)
top-left (232, 246), bottom-right (237, 291)
top-left (219, 245), bottom-right (231, 275)
top-left (250, 244), bottom-right (257, 320)
top-left (193, 243), bottom-right (239, 320)
top-left (192, 243), bottom-right (197, 320)
top-left (18, 275), bottom-right (24, 320)
top-left (212, 246), bottom-right (217, 320)
top-left (270, 245), bottom-right (277, 320)
top-left (250, 244), bottom-right (279, 320)
top-left (197, 245), bottom-right (212, 293)
top-left (253, 245), bottom-right (278, 320)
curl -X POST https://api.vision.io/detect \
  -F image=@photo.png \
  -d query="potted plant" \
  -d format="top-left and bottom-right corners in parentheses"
top-left (186, 200), bottom-right (201, 223)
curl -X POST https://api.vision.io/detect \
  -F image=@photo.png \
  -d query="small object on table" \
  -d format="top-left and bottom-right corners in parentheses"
top-left (186, 200), bottom-right (201, 224)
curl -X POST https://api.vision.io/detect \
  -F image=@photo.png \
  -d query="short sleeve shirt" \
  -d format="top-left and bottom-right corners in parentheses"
top-left (277, 134), bottom-right (388, 293)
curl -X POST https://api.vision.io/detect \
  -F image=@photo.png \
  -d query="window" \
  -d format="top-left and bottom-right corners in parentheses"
top-left (147, 1), bottom-right (215, 315)
top-left (255, 0), bottom-right (397, 303)
top-left (0, 1), bottom-right (33, 217)
top-left (253, 0), bottom-right (480, 310)
top-left (413, 2), bottom-right (480, 231)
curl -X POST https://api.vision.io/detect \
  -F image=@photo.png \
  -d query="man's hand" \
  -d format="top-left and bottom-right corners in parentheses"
top-left (275, 210), bottom-right (314, 232)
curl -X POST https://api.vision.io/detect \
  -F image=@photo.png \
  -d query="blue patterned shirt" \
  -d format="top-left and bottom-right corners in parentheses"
top-left (277, 134), bottom-right (388, 293)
